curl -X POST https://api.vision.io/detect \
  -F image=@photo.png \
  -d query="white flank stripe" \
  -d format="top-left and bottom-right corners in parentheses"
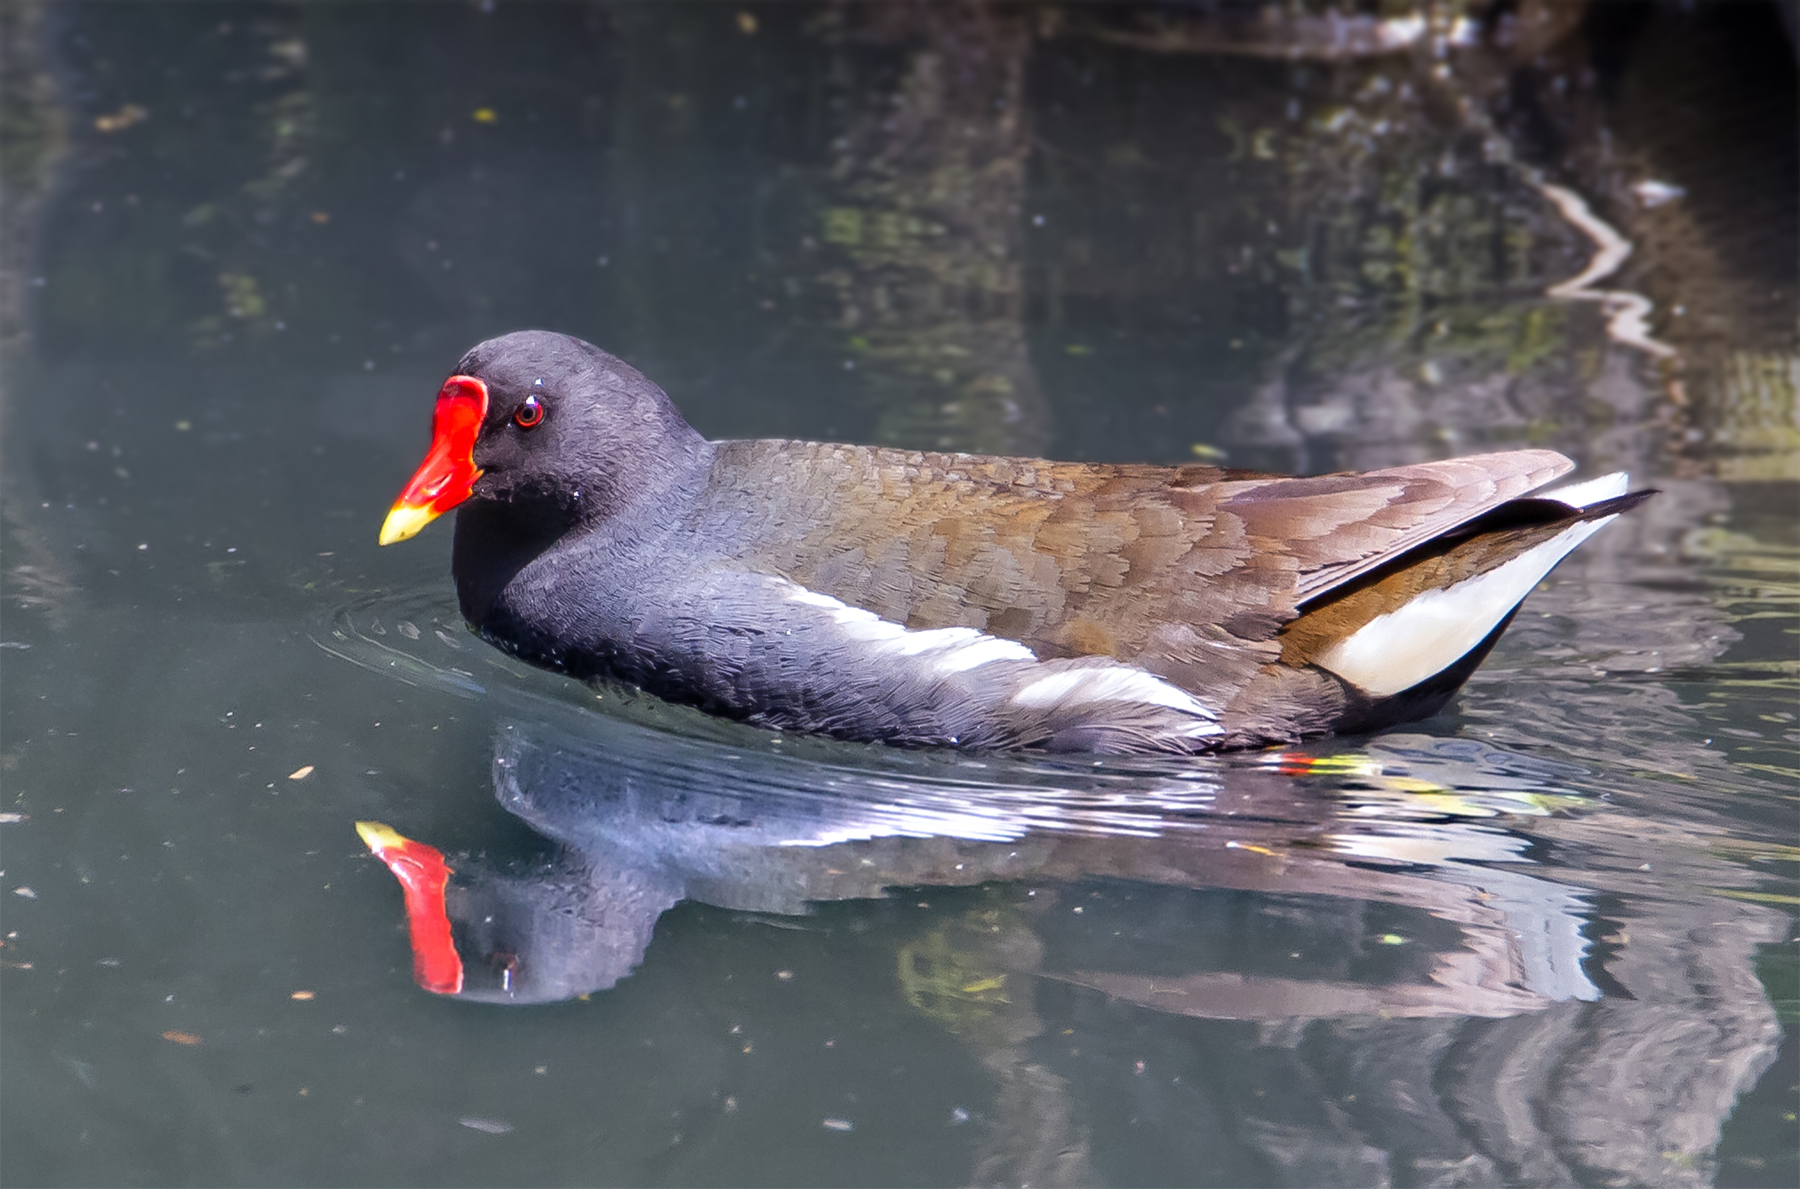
top-left (1011, 666), bottom-right (1219, 727)
top-left (1315, 517), bottom-right (1614, 697)
top-left (778, 579), bottom-right (1219, 736)
top-left (885, 627), bottom-right (982, 657)
top-left (932, 636), bottom-right (1039, 674)
top-left (781, 583), bottom-right (1036, 669)
top-left (1543, 471), bottom-right (1628, 510)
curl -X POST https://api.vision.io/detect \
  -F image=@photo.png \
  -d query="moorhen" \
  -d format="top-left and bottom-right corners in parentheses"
top-left (379, 330), bottom-right (1649, 753)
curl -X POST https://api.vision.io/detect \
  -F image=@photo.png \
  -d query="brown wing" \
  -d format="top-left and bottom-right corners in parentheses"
top-left (697, 440), bottom-right (1573, 681)
top-left (1265, 453), bottom-right (1576, 603)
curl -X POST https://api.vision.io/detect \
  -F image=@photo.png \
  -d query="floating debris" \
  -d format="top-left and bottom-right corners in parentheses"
top-left (162, 1031), bottom-right (203, 1046)
top-left (94, 103), bottom-right (148, 133)
top-left (290, 990), bottom-right (315, 1001)
top-left (1631, 179), bottom-right (1686, 209)
top-left (287, 766), bottom-right (314, 781)
top-left (821, 1118), bottom-right (854, 1132)
top-left (459, 1116), bottom-right (514, 1135)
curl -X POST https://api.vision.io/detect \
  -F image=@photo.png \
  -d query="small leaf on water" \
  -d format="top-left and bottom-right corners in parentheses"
top-left (94, 103), bottom-right (148, 133)
top-left (162, 1031), bottom-right (203, 1046)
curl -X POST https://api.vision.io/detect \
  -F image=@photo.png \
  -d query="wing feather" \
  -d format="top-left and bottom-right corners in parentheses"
top-left (1222, 450), bottom-right (1575, 604)
top-left (701, 441), bottom-right (1574, 658)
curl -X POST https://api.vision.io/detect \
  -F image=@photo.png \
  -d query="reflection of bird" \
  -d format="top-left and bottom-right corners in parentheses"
top-left (379, 330), bottom-right (1650, 752)
top-left (355, 820), bottom-right (679, 1005)
top-left (353, 722), bottom-right (1602, 1011)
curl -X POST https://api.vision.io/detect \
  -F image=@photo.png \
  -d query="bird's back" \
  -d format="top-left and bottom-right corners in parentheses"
top-left (694, 438), bottom-right (1573, 660)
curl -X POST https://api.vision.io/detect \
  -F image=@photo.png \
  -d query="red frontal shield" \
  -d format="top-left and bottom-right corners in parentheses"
top-left (379, 375), bottom-right (488, 545)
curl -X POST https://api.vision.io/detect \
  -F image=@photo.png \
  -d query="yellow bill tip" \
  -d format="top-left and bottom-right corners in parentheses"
top-left (378, 504), bottom-right (437, 546)
top-left (355, 820), bottom-right (408, 854)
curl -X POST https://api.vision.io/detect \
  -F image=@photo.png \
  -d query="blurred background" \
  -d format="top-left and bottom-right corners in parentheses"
top-left (1, 3), bottom-right (1795, 1186)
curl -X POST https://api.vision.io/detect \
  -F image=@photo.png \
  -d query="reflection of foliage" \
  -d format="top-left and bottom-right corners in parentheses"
top-left (893, 893), bottom-right (1094, 1186)
top-left (0, 0), bottom-right (66, 345)
top-left (27, 10), bottom-right (321, 356)
top-left (816, 7), bottom-right (1049, 456)
top-left (1271, 70), bottom-right (1578, 377)
top-left (186, 25), bottom-right (315, 349)
top-left (1681, 524), bottom-right (1800, 646)
top-left (242, 89), bottom-right (315, 202)
top-left (0, 3), bottom-right (62, 214)
top-left (897, 906), bottom-right (1017, 1046)
top-left (190, 272), bottom-right (275, 349)
top-left (218, 273), bottom-right (268, 322)
top-left (1691, 352), bottom-right (1800, 481)
top-left (1023, 21), bottom-right (1599, 469)
top-left (1752, 940), bottom-right (1799, 1025)
top-left (0, 1), bottom-right (79, 628)
top-left (25, 1), bottom-right (1787, 483)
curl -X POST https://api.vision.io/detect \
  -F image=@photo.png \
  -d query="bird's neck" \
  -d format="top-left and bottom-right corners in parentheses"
top-left (451, 436), bottom-right (715, 627)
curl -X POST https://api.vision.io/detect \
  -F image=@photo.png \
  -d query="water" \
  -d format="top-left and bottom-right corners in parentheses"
top-left (3, 3), bottom-right (1795, 1185)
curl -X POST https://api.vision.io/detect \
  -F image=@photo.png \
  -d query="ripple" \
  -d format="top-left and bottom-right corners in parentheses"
top-left (310, 587), bottom-right (1623, 850)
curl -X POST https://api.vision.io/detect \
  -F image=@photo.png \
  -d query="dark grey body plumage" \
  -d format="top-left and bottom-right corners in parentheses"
top-left (437, 331), bottom-right (1640, 753)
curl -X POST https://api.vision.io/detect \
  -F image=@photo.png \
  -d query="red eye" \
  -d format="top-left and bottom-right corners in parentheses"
top-left (513, 395), bottom-right (544, 428)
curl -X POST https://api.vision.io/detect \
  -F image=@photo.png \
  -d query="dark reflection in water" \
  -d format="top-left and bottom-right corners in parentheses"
top-left (325, 583), bottom-right (1787, 1184)
top-left (2, 2), bottom-right (1795, 1187)
top-left (401, 716), bottom-right (1612, 1016)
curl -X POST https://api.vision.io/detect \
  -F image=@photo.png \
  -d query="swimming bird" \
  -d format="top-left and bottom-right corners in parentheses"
top-left (379, 330), bottom-right (1649, 753)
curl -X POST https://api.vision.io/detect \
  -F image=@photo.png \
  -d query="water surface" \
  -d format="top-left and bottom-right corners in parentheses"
top-left (2, 4), bottom-right (1795, 1186)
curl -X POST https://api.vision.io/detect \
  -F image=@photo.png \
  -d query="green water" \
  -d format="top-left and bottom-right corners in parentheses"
top-left (3, 3), bottom-right (1795, 1185)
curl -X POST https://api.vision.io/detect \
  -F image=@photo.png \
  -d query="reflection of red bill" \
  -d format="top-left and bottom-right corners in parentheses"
top-left (1261, 751), bottom-right (1383, 779)
top-left (355, 821), bottom-right (463, 995)
top-left (1266, 752), bottom-right (1315, 778)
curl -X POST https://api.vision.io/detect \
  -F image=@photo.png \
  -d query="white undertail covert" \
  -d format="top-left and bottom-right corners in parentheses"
top-left (1314, 473), bottom-right (1629, 697)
